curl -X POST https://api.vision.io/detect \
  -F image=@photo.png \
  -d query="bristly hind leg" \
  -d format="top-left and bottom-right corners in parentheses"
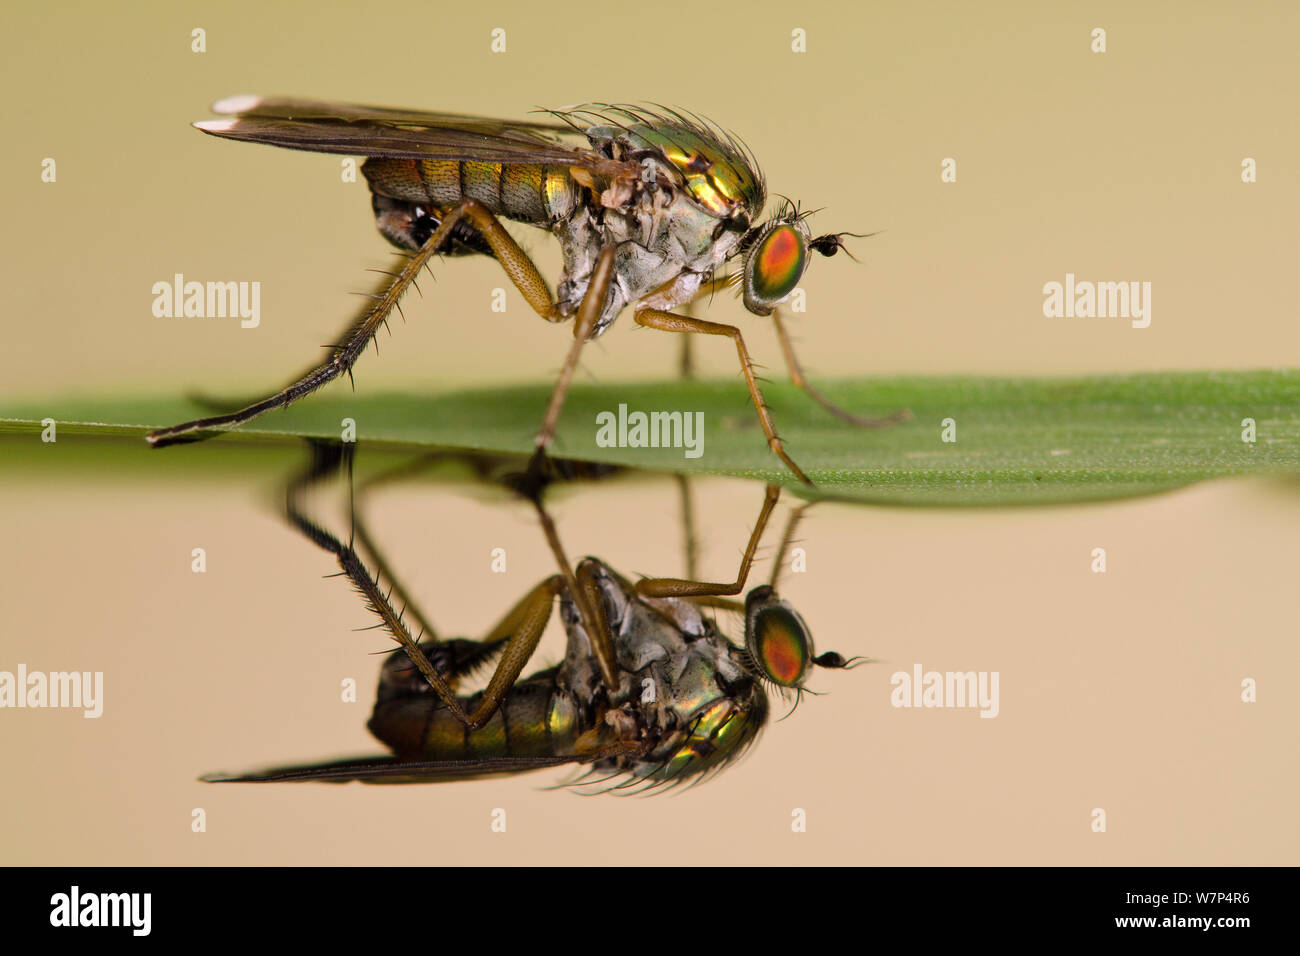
top-left (285, 440), bottom-right (568, 732)
top-left (771, 307), bottom-right (911, 429)
top-left (349, 475), bottom-right (441, 648)
top-left (285, 444), bottom-right (460, 711)
top-left (634, 309), bottom-right (813, 485)
top-left (146, 198), bottom-right (564, 447)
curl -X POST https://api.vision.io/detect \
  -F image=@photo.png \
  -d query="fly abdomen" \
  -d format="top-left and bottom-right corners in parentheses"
top-left (368, 669), bottom-right (582, 762)
top-left (370, 192), bottom-right (493, 255)
top-left (362, 158), bottom-right (576, 227)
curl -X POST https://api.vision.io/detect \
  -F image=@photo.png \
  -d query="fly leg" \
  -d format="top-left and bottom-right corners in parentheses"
top-left (529, 490), bottom-right (622, 692)
top-left (451, 575), bottom-right (567, 729)
top-left (299, 493), bottom-right (565, 730)
top-left (672, 291), bottom-right (716, 578)
top-left (634, 308), bottom-right (813, 484)
top-left (358, 565), bottom-right (570, 733)
top-left (675, 474), bottom-right (699, 582)
top-left (532, 244), bottom-right (617, 457)
top-left (768, 494), bottom-right (815, 592)
top-left (771, 307), bottom-right (911, 428)
top-left (285, 446), bottom-right (460, 711)
top-left (284, 440), bottom-right (571, 731)
top-left (675, 275), bottom-right (736, 380)
top-left (146, 198), bottom-right (565, 447)
top-left (636, 484), bottom-right (780, 600)
top-left (349, 483), bottom-right (442, 649)
top-left (678, 302), bottom-right (697, 379)
top-left (287, 442), bottom-right (443, 649)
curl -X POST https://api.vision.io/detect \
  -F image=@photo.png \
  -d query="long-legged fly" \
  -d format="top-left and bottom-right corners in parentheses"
top-left (204, 448), bottom-right (865, 793)
top-left (148, 97), bottom-right (908, 483)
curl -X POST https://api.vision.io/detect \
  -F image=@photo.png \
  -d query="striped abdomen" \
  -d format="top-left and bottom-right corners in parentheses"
top-left (367, 669), bottom-right (584, 763)
top-left (363, 158), bottom-right (578, 227)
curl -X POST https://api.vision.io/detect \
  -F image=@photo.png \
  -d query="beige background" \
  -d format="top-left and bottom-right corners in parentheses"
top-left (1, 0), bottom-right (1297, 864)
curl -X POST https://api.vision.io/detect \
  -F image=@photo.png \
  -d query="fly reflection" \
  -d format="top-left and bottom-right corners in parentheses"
top-left (204, 447), bottom-right (864, 794)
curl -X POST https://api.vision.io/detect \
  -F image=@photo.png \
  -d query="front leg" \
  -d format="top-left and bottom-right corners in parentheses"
top-left (634, 308), bottom-right (813, 485)
top-left (636, 485), bottom-right (781, 598)
top-left (771, 307), bottom-right (911, 428)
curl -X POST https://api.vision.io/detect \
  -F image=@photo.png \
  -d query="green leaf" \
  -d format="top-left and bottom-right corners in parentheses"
top-left (2, 370), bottom-right (1298, 506)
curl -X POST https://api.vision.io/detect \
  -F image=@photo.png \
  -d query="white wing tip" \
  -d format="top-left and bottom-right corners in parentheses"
top-left (193, 119), bottom-right (239, 133)
top-left (211, 94), bottom-right (262, 115)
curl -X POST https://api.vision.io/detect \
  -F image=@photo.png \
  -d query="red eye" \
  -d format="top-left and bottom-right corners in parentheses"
top-left (748, 224), bottom-right (807, 305)
top-left (751, 604), bottom-right (811, 687)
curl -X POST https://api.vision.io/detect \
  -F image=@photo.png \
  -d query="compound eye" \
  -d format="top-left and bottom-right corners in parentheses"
top-left (748, 599), bottom-right (813, 688)
top-left (744, 223), bottom-right (808, 313)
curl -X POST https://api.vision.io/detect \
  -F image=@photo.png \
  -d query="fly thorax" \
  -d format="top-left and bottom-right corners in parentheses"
top-left (554, 158), bottom-right (746, 337)
top-left (556, 559), bottom-right (633, 706)
top-left (612, 169), bottom-right (737, 301)
top-left (553, 205), bottom-right (607, 330)
top-left (607, 594), bottom-right (749, 740)
top-left (557, 557), bottom-right (767, 781)
top-left (620, 623), bottom-right (767, 784)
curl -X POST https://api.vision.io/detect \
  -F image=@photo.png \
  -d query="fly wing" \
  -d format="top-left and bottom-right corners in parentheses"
top-left (201, 754), bottom-right (587, 785)
top-left (193, 95), bottom-right (633, 173)
top-left (206, 95), bottom-right (581, 135)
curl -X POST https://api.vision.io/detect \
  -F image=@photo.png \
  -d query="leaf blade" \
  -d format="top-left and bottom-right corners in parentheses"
top-left (2, 370), bottom-right (1297, 506)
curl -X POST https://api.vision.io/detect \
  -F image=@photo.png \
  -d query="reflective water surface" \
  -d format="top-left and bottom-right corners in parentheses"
top-left (1, 435), bottom-right (1296, 865)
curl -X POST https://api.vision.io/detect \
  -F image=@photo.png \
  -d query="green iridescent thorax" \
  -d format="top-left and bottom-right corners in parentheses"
top-left (633, 125), bottom-right (763, 219)
top-left (585, 117), bottom-right (764, 222)
top-left (656, 694), bottom-right (768, 781)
